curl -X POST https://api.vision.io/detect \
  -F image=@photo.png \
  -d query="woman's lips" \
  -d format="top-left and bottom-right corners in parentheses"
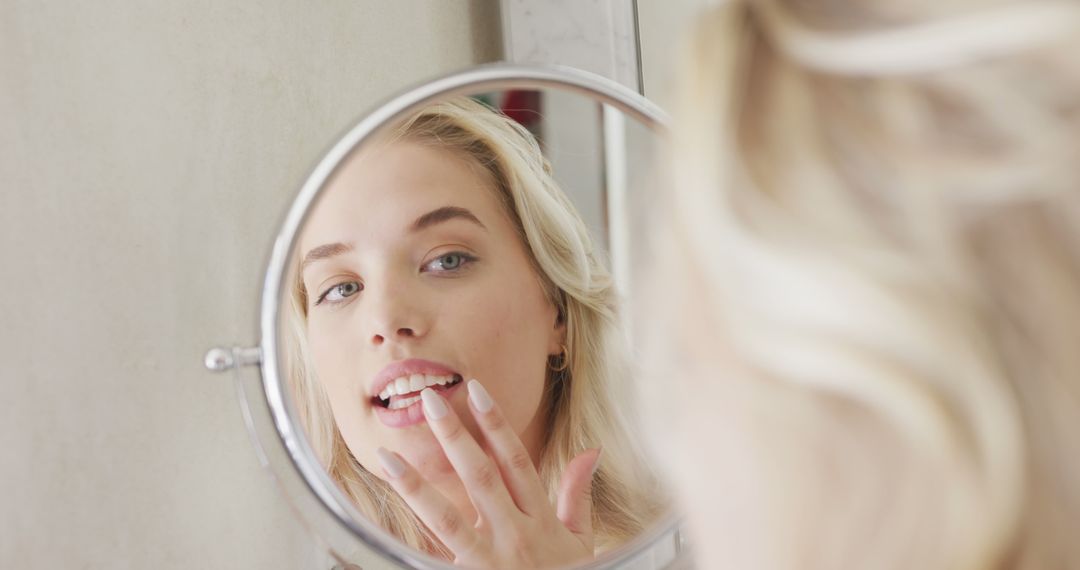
top-left (370, 358), bottom-right (462, 399)
top-left (373, 379), bottom-right (464, 428)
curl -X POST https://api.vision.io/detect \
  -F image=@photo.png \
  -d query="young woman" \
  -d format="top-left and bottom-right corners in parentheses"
top-left (638, 1), bottom-right (1080, 569)
top-left (284, 97), bottom-right (663, 567)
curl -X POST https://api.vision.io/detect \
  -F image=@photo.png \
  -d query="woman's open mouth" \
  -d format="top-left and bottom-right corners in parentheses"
top-left (373, 373), bottom-right (464, 409)
top-left (371, 373), bottom-right (465, 428)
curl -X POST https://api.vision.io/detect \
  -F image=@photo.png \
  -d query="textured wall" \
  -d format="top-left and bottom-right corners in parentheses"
top-left (0, 1), bottom-right (500, 567)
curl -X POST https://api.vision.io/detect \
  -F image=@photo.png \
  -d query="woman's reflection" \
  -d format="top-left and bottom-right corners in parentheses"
top-left (284, 98), bottom-right (662, 567)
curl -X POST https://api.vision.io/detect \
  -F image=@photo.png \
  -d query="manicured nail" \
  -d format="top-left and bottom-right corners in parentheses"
top-left (376, 447), bottom-right (405, 478)
top-left (591, 447), bottom-right (604, 477)
top-left (467, 379), bottom-right (493, 413)
top-left (421, 387), bottom-right (448, 420)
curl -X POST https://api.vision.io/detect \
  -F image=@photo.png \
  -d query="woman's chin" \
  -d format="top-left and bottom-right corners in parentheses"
top-left (403, 445), bottom-right (459, 482)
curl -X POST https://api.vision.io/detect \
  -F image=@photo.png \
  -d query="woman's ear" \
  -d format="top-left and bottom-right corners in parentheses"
top-left (548, 306), bottom-right (567, 355)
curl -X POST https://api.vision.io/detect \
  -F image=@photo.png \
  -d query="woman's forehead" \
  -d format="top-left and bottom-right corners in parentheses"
top-left (299, 140), bottom-right (504, 251)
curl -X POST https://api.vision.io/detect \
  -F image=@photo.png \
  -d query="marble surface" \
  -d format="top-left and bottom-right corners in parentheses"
top-left (500, 0), bottom-right (642, 92)
top-left (636, 0), bottom-right (715, 103)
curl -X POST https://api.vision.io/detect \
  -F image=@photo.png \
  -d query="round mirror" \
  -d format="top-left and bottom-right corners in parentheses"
top-left (210, 64), bottom-right (682, 569)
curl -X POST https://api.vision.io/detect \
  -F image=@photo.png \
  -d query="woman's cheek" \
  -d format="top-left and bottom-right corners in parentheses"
top-left (309, 331), bottom-right (355, 405)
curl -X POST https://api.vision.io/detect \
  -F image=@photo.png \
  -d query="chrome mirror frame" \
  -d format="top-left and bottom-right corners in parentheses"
top-left (206, 62), bottom-right (677, 569)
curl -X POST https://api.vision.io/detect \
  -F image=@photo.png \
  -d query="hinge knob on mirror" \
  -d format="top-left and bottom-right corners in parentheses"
top-left (204, 346), bottom-right (262, 372)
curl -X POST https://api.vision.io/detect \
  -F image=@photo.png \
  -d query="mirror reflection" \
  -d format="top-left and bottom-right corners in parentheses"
top-left (281, 94), bottom-right (670, 567)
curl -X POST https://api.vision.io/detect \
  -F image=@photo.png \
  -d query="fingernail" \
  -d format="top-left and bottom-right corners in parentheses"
top-left (376, 447), bottom-right (405, 478)
top-left (421, 387), bottom-right (448, 420)
top-left (591, 447), bottom-right (604, 477)
top-left (467, 379), bottom-right (493, 413)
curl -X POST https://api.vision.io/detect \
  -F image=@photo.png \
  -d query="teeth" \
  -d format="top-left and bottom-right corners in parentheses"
top-left (378, 374), bottom-right (459, 402)
top-left (388, 395), bottom-right (422, 410)
top-left (409, 374), bottom-right (425, 392)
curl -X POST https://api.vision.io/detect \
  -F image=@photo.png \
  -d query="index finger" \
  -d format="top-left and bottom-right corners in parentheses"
top-left (465, 379), bottom-right (551, 518)
top-left (420, 387), bottom-right (519, 526)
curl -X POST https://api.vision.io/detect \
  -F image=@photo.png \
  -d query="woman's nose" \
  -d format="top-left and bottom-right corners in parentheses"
top-left (366, 286), bottom-right (427, 346)
top-left (370, 326), bottom-right (416, 346)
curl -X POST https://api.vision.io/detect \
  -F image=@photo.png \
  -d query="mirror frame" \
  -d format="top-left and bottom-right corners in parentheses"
top-left (249, 62), bottom-right (675, 568)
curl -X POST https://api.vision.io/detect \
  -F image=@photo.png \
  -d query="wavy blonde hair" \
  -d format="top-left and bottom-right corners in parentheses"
top-left (284, 97), bottom-right (663, 558)
top-left (639, 1), bottom-right (1080, 569)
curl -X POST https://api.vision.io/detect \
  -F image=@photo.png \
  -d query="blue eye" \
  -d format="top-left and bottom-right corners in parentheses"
top-left (316, 281), bottom-right (361, 305)
top-left (424, 252), bottom-right (476, 273)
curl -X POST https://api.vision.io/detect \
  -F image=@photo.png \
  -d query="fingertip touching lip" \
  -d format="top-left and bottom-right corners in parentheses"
top-left (370, 358), bottom-right (464, 399)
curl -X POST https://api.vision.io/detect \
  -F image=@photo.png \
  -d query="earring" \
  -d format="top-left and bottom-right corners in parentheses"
top-left (550, 343), bottom-right (570, 372)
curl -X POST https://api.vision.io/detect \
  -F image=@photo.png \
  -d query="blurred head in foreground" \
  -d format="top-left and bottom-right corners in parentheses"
top-left (637, 1), bottom-right (1080, 568)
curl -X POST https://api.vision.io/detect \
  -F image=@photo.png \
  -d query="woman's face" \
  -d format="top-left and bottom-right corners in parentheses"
top-left (298, 139), bottom-right (563, 486)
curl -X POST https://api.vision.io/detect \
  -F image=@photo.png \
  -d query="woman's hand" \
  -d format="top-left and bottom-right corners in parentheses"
top-left (375, 379), bottom-right (602, 569)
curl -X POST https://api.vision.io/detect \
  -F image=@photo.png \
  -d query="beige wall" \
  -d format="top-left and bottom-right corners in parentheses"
top-left (0, 1), bottom-right (500, 567)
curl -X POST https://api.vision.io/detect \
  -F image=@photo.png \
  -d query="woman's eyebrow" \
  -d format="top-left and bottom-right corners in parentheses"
top-left (301, 208), bottom-right (482, 271)
top-left (301, 242), bottom-right (353, 271)
top-left (411, 206), bottom-right (487, 232)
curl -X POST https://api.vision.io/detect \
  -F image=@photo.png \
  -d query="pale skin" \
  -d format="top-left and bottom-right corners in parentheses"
top-left (378, 382), bottom-right (602, 568)
top-left (299, 139), bottom-right (600, 566)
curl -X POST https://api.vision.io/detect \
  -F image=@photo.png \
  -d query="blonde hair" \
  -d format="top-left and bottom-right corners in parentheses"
top-left (284, 97), bottom-right (663, 557)
top-left (639, 1), bottom-right (1080, 569)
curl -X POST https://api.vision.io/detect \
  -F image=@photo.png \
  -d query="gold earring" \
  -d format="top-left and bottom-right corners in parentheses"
top-left (551, 343), bottom-right (570, 372)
